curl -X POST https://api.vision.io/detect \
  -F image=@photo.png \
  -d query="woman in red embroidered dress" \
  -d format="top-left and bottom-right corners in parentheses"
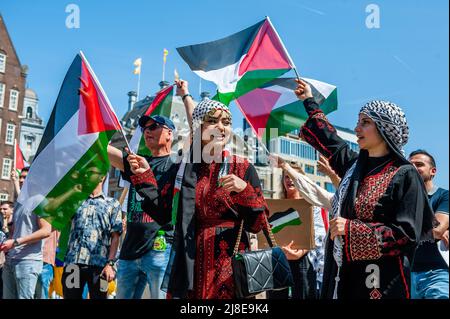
top-left (127, 99), bottom-right (269, 299)
top-left (294, 79), bottom-right (434, 299)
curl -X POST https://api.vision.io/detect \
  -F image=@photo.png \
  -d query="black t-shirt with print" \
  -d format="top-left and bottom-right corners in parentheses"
top-left (119, 153), bottom-right (178, 260)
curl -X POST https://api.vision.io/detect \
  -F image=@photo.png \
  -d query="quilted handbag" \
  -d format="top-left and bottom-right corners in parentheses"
top-left (232, 215), bottom-right (294, 299)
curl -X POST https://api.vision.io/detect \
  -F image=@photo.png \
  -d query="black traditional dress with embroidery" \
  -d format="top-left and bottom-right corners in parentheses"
top-left (300, 98), bottom-right (431, 299)
top-left (130, 155), bottom-right (268, 299)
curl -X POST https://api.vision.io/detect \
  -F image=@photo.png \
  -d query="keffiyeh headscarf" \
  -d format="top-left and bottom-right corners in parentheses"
top-left (359, 100), bottom-right (409, 157)
top-left (192, 99), bottom-right (232, 132)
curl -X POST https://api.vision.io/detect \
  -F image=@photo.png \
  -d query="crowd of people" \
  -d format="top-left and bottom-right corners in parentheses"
top-left (0, 79), bottom-right (448, 300)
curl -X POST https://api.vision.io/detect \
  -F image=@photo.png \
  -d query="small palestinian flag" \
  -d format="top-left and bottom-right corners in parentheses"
top-left (14, 140), bottom-right (29, 174)
top-left (128, 85), bottom-right (174, 157)
top-left (268, 208), bottom-right (302, 234)
top-left (177, 17), bottom-right (295, 106)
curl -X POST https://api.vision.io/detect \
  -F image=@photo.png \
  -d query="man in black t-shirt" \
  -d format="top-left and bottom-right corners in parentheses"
top-left (410, 150), bottom-right (449, 299)
top-left (107, 80), bottom-right (194, 299)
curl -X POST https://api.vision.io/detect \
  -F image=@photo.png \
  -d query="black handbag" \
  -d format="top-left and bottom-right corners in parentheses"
top-left (232, 215), bottom-right (294, 299)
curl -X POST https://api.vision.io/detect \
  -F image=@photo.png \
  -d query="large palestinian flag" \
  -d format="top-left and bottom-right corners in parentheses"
top-left (177, 17), bottom-right (295, 106)
top-left (236, 77), bottom-right (338, 140)
top-left (17, 52), bottom-right (123, 231)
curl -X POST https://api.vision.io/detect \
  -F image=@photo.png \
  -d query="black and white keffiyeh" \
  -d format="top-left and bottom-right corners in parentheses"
top-left (192, 99), bottom-right (231, 131)
top-left (359, 100), bottom-right (409, 156)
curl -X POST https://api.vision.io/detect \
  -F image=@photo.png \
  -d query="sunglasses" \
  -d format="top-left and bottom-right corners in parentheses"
top-left (142, 122), bottom-right (166, 132)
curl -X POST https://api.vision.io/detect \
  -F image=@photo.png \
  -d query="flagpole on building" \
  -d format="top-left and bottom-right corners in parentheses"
top-left (162, 49), bottom-right (168, 83)
top-left (136, 69), bottom-right (141, 101)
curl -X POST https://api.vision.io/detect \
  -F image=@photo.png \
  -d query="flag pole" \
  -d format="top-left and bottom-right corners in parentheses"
top-left (118, 187), bottom-right (129, 206)
top-left (137, 68), bottom-right (141, 101)
top-left (13, 138), bottom-right (17, 171)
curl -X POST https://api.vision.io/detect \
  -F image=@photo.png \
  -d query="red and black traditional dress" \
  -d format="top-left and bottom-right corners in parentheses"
top-left (131, 154), bottom-right (268, 299)
top-left (299, 98), bottom-right (434, 299)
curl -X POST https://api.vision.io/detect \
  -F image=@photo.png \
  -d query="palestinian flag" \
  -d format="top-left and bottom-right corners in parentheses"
top-left (14, 140), bottom-right (29, 174)
top-left (268, 208), bottom-right (302, 234)
top-left (236, 77), bottom-right (337, 140)
top-left (129, 85), bottom-right (174, 157)
top-left (17, 52), bottom-right (123, 233)
top-left (177, 17), bottom-right (295, 106)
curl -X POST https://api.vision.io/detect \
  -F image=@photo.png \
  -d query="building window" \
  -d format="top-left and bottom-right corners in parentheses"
top-left (324, 182), bottom-right (336, 193)
top-left (5, 123), bottom-right (15, 145)
top-left (280, 139), bottom-right (290, 155)
top-left (0, 53), bottom-right (6, 73)
top-left (316, 181), bottom-right (321, 187)
top-left (0, 83), bottom-right (5, 108)
top-left (300, 142), bottom-right (318, 161)
top-left (26, 138), bottom-right (33, 151)
top-left (9, 89), bottom-right (19, 111)
top-left (2, 158), bottom-right (12, 180)
top-left (0, 193), bottom-right (8, 201)
top-left (26, 106), bottom-right (33, 119)
top-left (304, 164), bottom-right (315, 175)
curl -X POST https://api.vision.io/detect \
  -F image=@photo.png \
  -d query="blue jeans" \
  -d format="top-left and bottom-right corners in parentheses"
top-left (116, 244), bottom-right (171, 299)
top-left (411, 269), bottom-right (449, 299)
top-left (2, 259), bottom-right (43, 299)
top-left (35, 263), bottom-right (54, 299)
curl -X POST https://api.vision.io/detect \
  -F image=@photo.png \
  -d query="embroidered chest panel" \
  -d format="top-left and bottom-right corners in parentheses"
top-left (354, 163), bottom-right (400, 221)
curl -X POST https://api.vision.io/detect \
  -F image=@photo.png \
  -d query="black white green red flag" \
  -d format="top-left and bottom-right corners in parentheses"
top-left (236, 77), bottom-right (338, 140)
top-left (16, 51), bottom-right (123, 236)
top-left (177, 17), bottom-right (295, 105)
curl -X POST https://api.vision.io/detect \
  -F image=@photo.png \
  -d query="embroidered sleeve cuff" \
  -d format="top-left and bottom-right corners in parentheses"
top-left (345, 219), bottom-right (382, 261)
top-left (303, 97), bottom-right (320, 115)
top-left (130, 168), bottom-right (157, 187)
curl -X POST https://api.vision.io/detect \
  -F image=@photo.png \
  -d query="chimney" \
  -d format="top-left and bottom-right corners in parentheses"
top-left (159, 81), bottom-right (170, 90)
top-left (127, 91), bottom-right (137, 111)
top-left (200, 91), bottom-right (210, 100)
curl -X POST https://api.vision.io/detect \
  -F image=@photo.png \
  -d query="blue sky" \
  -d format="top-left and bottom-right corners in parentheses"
top-left (1, 0), bottom-right (448, 187)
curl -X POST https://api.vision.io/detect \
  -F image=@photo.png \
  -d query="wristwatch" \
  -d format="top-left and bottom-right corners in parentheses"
top-left (182, 93), bottom-right (192, 101)
top-left (106, 259), bottom-right (116, 267)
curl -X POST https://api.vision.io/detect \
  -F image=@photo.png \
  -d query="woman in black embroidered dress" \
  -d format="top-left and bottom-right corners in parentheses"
top-left (126, 99), bottom-right (268, 299)
top-left (294, 79), bottom-right (434, 299)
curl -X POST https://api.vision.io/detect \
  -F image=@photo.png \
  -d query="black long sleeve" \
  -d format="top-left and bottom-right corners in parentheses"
top-left (300, 98), bottom-right (358, 178)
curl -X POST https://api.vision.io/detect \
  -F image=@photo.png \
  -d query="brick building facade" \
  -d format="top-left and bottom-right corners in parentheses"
top-left (0, 14), bottom-right (26, 200)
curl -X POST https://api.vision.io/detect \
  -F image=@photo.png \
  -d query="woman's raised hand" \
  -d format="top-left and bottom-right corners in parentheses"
top-left (294, 78), bottom-right (313, 101)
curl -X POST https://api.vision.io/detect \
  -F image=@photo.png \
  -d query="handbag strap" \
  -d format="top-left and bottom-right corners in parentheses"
top-left (233, 213), bottom-right (278, 256)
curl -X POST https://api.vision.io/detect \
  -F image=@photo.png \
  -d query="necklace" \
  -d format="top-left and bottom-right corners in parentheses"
top-left (366, 158), bottom-right (392, 176)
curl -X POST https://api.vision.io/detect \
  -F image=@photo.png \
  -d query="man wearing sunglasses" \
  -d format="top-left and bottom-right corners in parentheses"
top-left (107, 80), bottom-right (194, 299)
